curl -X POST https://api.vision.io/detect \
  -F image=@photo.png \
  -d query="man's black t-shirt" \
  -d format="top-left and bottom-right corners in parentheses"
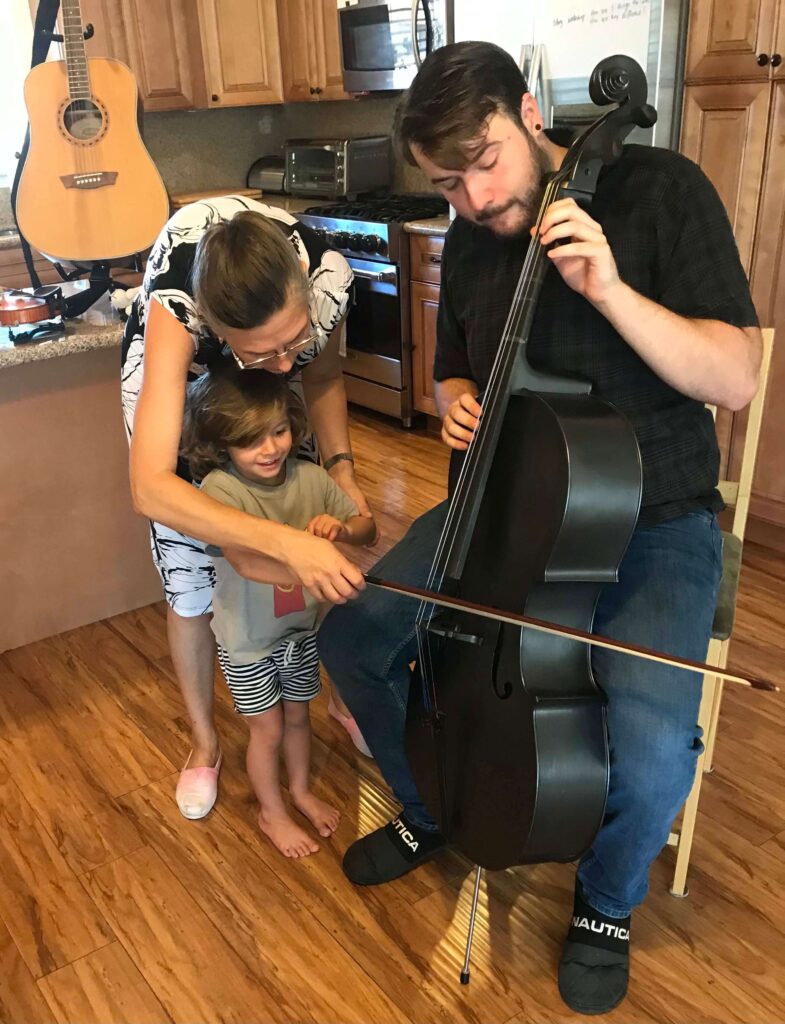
top-left (434, 143), bottom-right (759, 527)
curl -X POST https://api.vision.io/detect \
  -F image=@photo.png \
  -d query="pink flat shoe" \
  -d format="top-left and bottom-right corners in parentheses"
top-left (176, 749), bottom-right (223, 819)
top-left (328, 697), bottom-right (373, 758)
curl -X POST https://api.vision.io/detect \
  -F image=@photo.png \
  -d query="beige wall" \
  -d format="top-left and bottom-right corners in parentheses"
top-left (1, 96), bottom-right (433, 232)
top-left (139, 96), bottom-right (431, 197)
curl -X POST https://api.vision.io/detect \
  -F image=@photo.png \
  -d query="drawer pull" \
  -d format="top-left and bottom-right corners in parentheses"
top-left (426, 253), bottom-right (442, 265)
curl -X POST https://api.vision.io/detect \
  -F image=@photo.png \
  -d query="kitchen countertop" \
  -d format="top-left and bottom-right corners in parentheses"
top-left (0, 194), bottom-right (317, 372)
top-left (404, 216), bottom-right (451, 237)
top-left (0, 288), bottom-right (123, 370)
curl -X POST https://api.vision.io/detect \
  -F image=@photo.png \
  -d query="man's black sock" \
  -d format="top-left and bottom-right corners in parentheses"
top-left (342, 813), bottom-right (446, 885)
top-left (558, 883), bottom-right (631, 1015)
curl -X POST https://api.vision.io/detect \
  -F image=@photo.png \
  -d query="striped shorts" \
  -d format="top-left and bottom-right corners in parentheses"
top-left (216, 633), bottom-right (321, 716)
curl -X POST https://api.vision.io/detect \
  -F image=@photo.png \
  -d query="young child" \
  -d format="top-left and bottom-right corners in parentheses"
top-left (181, 359), bottom-right (376, 858)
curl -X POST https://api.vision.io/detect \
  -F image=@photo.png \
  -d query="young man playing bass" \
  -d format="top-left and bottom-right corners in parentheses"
top-left (319, 42), bottom-right (761, 1014)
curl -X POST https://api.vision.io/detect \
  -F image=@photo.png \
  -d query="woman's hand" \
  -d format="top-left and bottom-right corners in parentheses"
top-left (307, 513), bottom-right (345, 542)
top-left (442, 392), bottom-right (482, 450)
top-left (536, 198), bottom-right (621, 307)
top-left (283, 528), bottom-right (365, 604)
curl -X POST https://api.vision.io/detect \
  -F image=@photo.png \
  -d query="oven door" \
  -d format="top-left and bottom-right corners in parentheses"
top-left (338, 0), bottom-right (451, 92)
top-left (286, 145), bottom-right (340, 197)
top-left (343, 258), bottom-right (402, 388)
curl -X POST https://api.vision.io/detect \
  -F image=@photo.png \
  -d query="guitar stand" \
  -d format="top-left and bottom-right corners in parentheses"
top-left (55, 262), bottom-right (123, 319)
top-left (41, 23), bottom-right (94, 44)
top-left (460, 865), bottom-right (483, 984)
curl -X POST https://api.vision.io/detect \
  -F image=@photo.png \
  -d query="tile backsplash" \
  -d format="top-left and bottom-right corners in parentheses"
top-left (0, 94), bottom-right (433, 232)
top-left (145, 94), bottom-right (432, 195)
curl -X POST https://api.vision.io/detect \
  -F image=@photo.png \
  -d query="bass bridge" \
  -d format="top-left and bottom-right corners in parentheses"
top-left (426, 620), bottom-right (483, 646)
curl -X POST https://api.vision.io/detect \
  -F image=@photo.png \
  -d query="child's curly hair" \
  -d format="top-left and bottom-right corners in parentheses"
top-left (181, 356), bottom-right (308, 480)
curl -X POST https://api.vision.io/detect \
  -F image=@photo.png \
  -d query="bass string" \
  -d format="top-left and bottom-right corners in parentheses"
top-left (414, 170), bottom-right (570, 712)
top-left (415, 177), bottom-right (559, 649)
top-left (418, 170), bottom-right (566, 614)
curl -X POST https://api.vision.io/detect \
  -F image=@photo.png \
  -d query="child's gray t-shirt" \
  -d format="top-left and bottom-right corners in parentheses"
top-left (200, 460), bottom-right (358, 664)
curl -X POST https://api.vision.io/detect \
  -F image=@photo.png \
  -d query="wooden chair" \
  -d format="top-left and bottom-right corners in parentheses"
top-left (667, 327), bottom-right (774, 897)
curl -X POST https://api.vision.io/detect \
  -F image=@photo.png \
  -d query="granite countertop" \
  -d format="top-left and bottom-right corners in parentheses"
top-left (0, 287), bottom-right (123, 370)
top-left (404, 216), bottom-right (451, 237)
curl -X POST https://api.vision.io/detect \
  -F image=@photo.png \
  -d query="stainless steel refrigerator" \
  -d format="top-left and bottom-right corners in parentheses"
top-left (454, 0), bottom-right (688, 149)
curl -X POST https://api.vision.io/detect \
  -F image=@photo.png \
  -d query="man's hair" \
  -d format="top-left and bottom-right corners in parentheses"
top-left (191, 211), bottom-right (308, 333)
top-left (180, 358), bottom-right (308, 479)
top-left (394, 41), bottom-right (529, 169)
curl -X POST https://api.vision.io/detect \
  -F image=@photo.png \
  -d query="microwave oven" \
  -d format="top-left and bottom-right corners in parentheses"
top-left (338, 0), bottom-right (454, 93)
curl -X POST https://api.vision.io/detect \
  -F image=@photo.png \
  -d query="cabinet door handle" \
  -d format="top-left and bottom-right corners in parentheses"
top-left (211, 93), bottom-right (219, 101)
top-left (772, 53), bottom-right (782, 67)
top-left (757, 53), bottom-right (770, 66)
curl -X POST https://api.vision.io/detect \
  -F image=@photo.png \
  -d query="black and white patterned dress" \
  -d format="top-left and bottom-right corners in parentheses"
top-left (121, 195), bottom-right (353, 616)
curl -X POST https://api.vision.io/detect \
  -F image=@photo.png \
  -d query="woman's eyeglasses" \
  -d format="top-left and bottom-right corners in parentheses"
top-left (226, 328), bottom-right (324, 370)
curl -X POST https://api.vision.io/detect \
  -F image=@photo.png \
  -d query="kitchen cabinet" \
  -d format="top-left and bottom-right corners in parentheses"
top-left (409, 233), bottom-right (445, 417)
top-left (80, 0), bottom-right (283, 110)
top-left (197, 0), bottom-right (283, 107)
top-left (0, 240), bottom-right (142, 291)
top-left (684, 0), bottom-right (781, 82)
top-left (277, 0), bottom-right (350, 102)
top-left (0, 344), bottom-right (162, 652)
top-left (82, 0), bottom-right (208, 110)
top-left (411, 280), bottom-right (441, 417)
top-left (680, 84), bottom-right (770, 276)
top-left (682, 0), bottom-right (785, 538)
top-left (745, 82), bottom-right (785, 531)
top-left (0, 242), bottom-right (62, 291)
top-left (679, 82), bottom-right (770, 470)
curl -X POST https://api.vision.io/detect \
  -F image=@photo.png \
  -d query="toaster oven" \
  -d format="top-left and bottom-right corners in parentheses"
top-left (284, 137), bottom-right (392, 199)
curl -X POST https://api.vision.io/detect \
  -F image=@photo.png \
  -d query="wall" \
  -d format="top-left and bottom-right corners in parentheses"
top-left (0, 94), bottom-right (432, 231)
top-left (142, 94), bottom-right (430, 196)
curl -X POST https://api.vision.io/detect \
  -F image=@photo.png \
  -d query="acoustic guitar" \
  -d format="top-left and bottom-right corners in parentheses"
top-left (16, 0), bottom-right (169, 266)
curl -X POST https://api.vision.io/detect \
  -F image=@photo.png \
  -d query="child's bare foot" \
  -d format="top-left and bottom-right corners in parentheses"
top-left (257, 809), bottom-right (319, 858)
top-left (292, 791), bottom-right (341, 837)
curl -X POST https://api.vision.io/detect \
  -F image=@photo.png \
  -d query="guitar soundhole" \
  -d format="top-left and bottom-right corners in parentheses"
top-left (63, 100), bottom-right (104, 142)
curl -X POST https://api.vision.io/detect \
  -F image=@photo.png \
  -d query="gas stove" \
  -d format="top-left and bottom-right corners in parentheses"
top-left (300, 194), bottom-right (448, 263)
top-left (299, 194), bottom-right (449, 426)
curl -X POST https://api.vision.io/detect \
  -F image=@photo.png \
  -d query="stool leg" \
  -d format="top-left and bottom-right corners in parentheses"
top-left (460, 865), bottom-right (483, 984)
top-left (671, 672), bottom-right (716, 896)
top-left (703, 639), bottom-right (728, 773)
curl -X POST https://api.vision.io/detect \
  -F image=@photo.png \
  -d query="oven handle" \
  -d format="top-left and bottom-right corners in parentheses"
top-left (352, 267), bottom-right (398, 284)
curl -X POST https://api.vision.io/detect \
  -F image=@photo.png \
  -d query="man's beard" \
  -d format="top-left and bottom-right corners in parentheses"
top-left (475, 134), bottom-right (551, 237)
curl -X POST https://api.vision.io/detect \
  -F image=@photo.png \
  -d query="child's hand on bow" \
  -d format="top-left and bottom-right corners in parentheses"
top-left (307, 514), bottom-right (345, 542)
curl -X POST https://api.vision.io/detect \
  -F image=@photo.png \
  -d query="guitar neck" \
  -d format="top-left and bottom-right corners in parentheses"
top-left (61, 0), bottom-right (91, 100)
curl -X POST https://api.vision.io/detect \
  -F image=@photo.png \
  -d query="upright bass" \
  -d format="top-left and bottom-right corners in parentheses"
top-left (403, 56), bottom-right (658, 871)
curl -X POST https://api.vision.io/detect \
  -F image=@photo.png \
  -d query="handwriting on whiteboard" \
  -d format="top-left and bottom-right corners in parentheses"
top-left (543, 0), bottom-right (651, 81)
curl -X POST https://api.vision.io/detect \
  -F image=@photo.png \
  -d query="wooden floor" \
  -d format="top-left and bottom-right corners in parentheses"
top-left (2, 407), bottom-right (785, 1024)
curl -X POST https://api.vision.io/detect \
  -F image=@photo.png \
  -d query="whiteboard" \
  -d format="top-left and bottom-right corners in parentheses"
top-left (541, 0), bottom-right (652, 80)
top-left (453, 2), bottom-right (536, 62)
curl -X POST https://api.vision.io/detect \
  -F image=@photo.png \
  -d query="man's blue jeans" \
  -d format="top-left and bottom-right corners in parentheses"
top-left (319, 502), bottom-right (722, 917)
